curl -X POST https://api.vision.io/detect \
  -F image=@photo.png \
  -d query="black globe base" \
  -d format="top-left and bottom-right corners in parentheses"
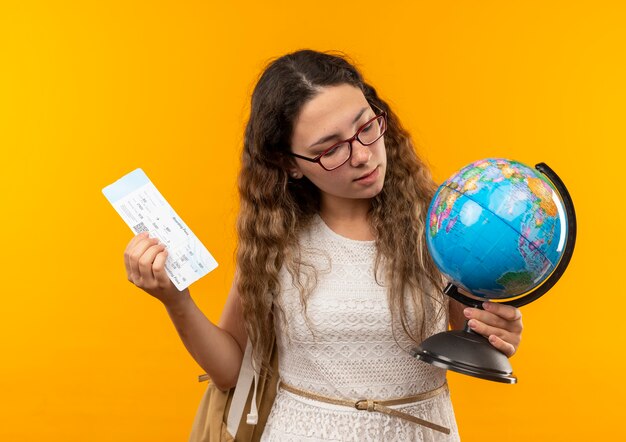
top-left (412, 322), bottom-right (517, 384)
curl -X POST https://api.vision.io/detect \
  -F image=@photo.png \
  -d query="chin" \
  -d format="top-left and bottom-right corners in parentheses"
top-left (371, 171), bottom-right (386, 196)
top-left (371, 185), bottom-right (385, 198)
top-left (363, 182), bottom-right (385, 199)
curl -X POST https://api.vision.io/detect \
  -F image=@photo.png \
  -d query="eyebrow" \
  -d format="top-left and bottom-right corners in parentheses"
top-left (308, 106), bottom-right (369, 149)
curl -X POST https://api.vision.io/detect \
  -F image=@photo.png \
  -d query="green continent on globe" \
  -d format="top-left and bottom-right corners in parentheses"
top-left (496, 270), bottom-right (534, 293)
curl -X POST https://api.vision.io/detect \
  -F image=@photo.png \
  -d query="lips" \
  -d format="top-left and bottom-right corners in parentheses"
top-left (354, 166), bottom-right (379, 182)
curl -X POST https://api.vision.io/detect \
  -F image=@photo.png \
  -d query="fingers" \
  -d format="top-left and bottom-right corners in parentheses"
top-left (464, 302), bottom-right (523, 357)
top-left (152, 248), bottom-right (171, 287)
top-left (464, 302), bottom-right (523, 333)
top-left (137, 242), bottom-right (166, 282)
top-left (124, 232), bottom-right (166, 287)
top-left (124, 232), bottom-right (149, 278)
top-left (487, 334), bottom-right (517, 358)
top-left (466, 318), bottom-right (520, 351)
top-left (128, 235), bottom-right (159, 281)
top-left (483, 301), bottom-right (522, 323)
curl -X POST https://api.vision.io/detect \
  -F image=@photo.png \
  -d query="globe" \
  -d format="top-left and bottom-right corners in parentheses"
top-left (426, 158), bottom-right (568, 300)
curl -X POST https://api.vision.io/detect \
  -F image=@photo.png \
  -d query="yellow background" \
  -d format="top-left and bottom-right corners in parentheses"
top-left (1, 1), bottom-right (624, 440)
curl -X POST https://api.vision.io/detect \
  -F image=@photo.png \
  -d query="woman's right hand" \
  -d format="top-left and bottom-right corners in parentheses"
top-left (123, 231), bottom-right (189, 306)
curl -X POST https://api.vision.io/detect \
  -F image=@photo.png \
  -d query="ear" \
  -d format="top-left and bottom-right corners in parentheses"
top-left (288, 168), bottom-right (303, 179)
top-left (286, 159), bottom-right (303, 179)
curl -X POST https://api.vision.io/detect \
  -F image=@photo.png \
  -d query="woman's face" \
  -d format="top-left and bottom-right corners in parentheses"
top-left (289, 84), bottom-right (387, 210)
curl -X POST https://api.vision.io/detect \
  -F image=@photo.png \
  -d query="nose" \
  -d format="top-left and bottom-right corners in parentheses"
top-left (350, 141), bottom-right (372, 166)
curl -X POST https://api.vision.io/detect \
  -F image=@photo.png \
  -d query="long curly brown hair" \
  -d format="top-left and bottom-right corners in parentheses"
top-left (236, 49), bottom-right (446, 372)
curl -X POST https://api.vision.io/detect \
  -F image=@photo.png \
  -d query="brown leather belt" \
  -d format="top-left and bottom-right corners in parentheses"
top-left (278, 381), bottom-right (451, 435)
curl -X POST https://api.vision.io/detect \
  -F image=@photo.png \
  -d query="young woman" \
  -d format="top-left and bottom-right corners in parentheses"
top-left (123, 49), bottom-right (523, 441)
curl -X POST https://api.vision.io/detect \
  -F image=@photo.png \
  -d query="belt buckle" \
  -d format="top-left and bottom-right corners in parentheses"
top-left (355, 399), bottom-right (375, 412)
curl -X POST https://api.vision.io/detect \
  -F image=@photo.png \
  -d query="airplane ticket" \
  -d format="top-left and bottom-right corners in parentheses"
top-left (102, 168), bottom-right (218, 291)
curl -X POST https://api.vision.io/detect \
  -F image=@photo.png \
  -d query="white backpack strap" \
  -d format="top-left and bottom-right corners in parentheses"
top-left (226, 339), bottom-right (255, 437)
top-left (246, 369), bottom-right (260, 424)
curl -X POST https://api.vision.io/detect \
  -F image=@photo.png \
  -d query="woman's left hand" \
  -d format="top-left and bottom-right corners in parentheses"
top-left (463, 302), bottom-right (523, 357)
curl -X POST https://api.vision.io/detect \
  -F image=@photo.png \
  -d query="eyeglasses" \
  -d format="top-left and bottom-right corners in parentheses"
top-left (287, 103), bottom-right (387, 171)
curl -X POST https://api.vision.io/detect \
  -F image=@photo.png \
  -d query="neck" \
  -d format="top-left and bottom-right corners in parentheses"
top-left (319, 197), bottom-right (374, 241)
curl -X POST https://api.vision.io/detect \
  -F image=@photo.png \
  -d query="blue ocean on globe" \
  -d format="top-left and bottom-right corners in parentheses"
top-left (426, 158), bottom-right (568, 299)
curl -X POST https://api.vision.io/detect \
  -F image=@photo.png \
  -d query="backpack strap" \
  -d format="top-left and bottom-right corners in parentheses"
top-left (226, 339), bottom-right (255, 436)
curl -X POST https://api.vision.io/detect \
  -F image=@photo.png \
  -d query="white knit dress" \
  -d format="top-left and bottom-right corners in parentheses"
top-left (260, 215), bottom-right (460, 441)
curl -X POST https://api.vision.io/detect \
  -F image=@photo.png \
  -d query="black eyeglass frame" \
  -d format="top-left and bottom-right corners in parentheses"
top-left (287, 103), bottom-right (388, 171)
